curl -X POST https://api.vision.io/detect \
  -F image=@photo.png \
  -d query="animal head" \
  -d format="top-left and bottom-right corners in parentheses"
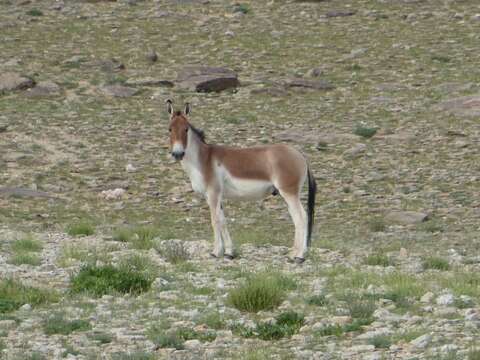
top-left (166, 99), bottom-right (191, 161)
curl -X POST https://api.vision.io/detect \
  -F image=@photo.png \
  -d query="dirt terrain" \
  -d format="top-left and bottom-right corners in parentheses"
top-left (1, 0), bottom-right (480, 359)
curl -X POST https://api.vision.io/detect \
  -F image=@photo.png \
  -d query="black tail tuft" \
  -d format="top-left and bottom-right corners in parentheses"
top-left (307, 168), bottom-right (317, 247)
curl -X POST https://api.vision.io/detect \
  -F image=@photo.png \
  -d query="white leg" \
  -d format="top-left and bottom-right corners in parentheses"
top-left (281, 192), bottom-right (307, 260)
top-left (207, 191), bottom-right (224, 257)
top-left (219, 205), bottom-right (234, 257)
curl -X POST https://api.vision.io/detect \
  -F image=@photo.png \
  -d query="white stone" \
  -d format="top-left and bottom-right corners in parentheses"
top-left (184, 339), bottom-right (202, 350)
top-left (100, 188), bottom-right (126, 200)
top-left (410, 333), bottom-right (432, 349)
top-left (436, 293), bottom-right (454, 306)
top-left (420, 292), bottom-right (435, 303)
top-left (126, 163), bottom-right (137, 172)
top-left (20, 303), bottom-right (31, 311)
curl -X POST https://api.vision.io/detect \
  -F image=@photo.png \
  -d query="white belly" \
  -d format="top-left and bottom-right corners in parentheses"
top-left (223, 175), bottom-right (274, 200)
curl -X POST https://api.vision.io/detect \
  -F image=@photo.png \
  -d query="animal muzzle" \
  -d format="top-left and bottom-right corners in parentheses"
top-left (171, 151), bottom-right (185, 161)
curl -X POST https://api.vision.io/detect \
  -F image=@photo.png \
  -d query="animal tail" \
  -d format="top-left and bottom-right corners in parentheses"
top-left (306, 167), bottom-right (317, 247)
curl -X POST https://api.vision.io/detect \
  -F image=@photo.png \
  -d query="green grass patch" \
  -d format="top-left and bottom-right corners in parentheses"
top-left (115, 226), bottom-right (159, 250)
top-left (228, 271), bottom-right (296, 312)
top-left (306, 294), bottom-right (329, 306)
top-left (70, 263), bottom-right (153, 297)
top-left (66, 221), bottom-right (95, 237)
top-left (44, 313), bottom-right (91, 335)
top-left (8, 253), bottom-right (41, 266)
top-left (0, 279), bottom-right (58, 313)
top-left (11, 237), bottom-right (42, 252)
top-left (439, 272), bottom-right (480, 298)
top-left (26, 8), bottom-right (43, 16)
top-left (346, 296), bottom-right (376, 321)
top-left (233, 311), bottom-right (304, 340)
top-left (423, 256), bottom-right (450, 271)
top-left (369, 334), bottom-right (392, 349)
top-left (354, 126), bottom-right (377, 138)
top-left (364, 253), bottom-right (393, 267)
top-left (233, 3), bottom-right (250, 14)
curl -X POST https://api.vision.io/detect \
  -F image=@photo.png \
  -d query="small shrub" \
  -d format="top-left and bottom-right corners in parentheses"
top-left (26, 8), bottom-right (43, 16)
top-left (89, 331), bottom-right (114, 344)
top-left (354, 126), bottom-right (377, 138)
top-left (158, 241), bottom-right (190, 264)
top-left (0, 279), bottom-right (58, 313)
top-left (11, 237), bottom-right (42, 252)
top-left (315, 324), bottom-right (343, 337)
top-left (306, 294), bottom-right (329, 306)
top-left (176, 327), bottom-right (216, 342)
top-left (343, 318), bottom-right (373, 332)
top-left (423, 256), bottom-right (450, 271)
top-left (369, 335), bottom-right (392, 349)
top-left (0, 339), bottom-right (5, 352)
top-left (66, 222), bottom-right (95, 237)
top-left (44, 313), bottom-right (91, 335)
top-left (113, 227), bottom-right (132, 242)
top-left (9, 253), bottom-right (41, 266)
top-left (233, 3), bottom-right (250, 14)
top-left (70, 264), bottom-right (153, 297)
top-left (147, 325), bottom-right (215, 350)
top-left (24, 353), bottom-right (46, 360)
top-left (256, 312), bottom-right (304, 340)
top-left (347, 297), bottom-right (376, 321)
top-left (417, 219), bottom-right (444, 233)
top-left (364, 253), bottom-right (392, 267)
top-left (228, 272), bottom-right (294, 312)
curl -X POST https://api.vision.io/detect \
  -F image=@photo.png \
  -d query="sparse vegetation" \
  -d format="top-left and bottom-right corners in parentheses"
top-left (8, 253), bottom-right (41, 266)
top-left (147, 325), bottom-right (215, 350)
top-left (367, 218), bottom-right (387, 232)
top-left (0, 279), bottom-right (58, 313)
top-left (43, 313), bottom-right (91, 335)
top-left (157, 241), bottom-right (190, 264)
top-left (11, 237), bottom-right (42, 253)
top-left (423, 256), bottom-right (450, 271)
top-left (306, 294), bottom-right (329, 306)
top-left (369, 335), bottom-right (392, 349)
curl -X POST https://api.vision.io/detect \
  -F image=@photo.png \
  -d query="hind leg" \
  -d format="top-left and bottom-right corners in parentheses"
top-left (280, 191), bottom-right (307, 261)
top-left (206, 191), bottom-right (224, 257)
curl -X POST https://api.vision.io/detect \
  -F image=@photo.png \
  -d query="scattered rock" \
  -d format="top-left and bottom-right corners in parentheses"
top-left (385, 211), bottom-right (429, 224)
top-left (98, 59), bottom-right (125, 72)
top-left (0, 123), bottom-right (8, 133)
top-left (99, 188), bottom-right (126, 200)
top-left (126, 164), bottom-right (137, 172)
top-left (176, 66), bottom-right (239, 92)
top-left (183, 339), bottom-right (202, 350)
top-left (306, 67), bottom-right (324, 77)
top-left (25, 80), bottom-right (60, 97)
top-left (124, 77), bottom-right (174, 87)
top-left (285, 79), bottom-right (335, 91)
top-left (326, 10), bottom-right (357, 18)
top-left (435, 94), bottom-right (480, 118)
top-left (250, 86), bottom-right (287, 96)
top-left (0, 187), bottom-right (54, 198)
top-left (146, 50), bottom-right (158, 62)
top-left (343, 143), bottom-right (366, 159)
top-left (0, 72), bottom-right (35, 92)
top-left (101, 85), bottom-right (139, 98)
top-left (410, 333), bottom-right (432, 349)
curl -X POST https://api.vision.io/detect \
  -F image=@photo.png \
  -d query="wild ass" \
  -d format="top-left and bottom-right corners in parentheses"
top-left (166, 100), bottom-right (316, 263)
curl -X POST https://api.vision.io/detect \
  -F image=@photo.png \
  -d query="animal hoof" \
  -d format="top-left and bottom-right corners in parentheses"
top-left (294, 257), bottom-right (305, 264)
top-left (224, 254), bottom-right (235, 260)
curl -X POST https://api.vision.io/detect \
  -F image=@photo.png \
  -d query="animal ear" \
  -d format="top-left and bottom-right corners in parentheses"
top-left (184, 102), bottom-right (191, 116)
top-left (166, 99), bottom-right (173, 115)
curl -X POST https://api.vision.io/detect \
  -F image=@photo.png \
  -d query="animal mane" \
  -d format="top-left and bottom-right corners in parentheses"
top-left (189, 124), bottom-right (206, 144)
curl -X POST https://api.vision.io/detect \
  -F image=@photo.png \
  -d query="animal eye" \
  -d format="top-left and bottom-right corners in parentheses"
top-left (185, 128), bottom-right (189, 133)
top-left (168, 128), bottom-right (171, 132)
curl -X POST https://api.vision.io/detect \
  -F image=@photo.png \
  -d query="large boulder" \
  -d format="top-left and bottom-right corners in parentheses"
top-left (176, 66), bottom-right (240, 92)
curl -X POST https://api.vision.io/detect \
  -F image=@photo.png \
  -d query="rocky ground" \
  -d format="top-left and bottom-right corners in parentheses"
top-left (1, 0), bottom-right (480, 359)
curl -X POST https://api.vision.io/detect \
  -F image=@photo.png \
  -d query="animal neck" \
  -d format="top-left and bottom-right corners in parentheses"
top-left (182, 126), bottom-right (208, 170)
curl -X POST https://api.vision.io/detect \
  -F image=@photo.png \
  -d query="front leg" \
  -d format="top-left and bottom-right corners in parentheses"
top-left (206, 190), bottom-right (224, 258)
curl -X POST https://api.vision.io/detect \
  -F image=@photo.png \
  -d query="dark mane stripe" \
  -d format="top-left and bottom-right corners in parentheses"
top-left (189, 124), bottom-right (206, 143)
